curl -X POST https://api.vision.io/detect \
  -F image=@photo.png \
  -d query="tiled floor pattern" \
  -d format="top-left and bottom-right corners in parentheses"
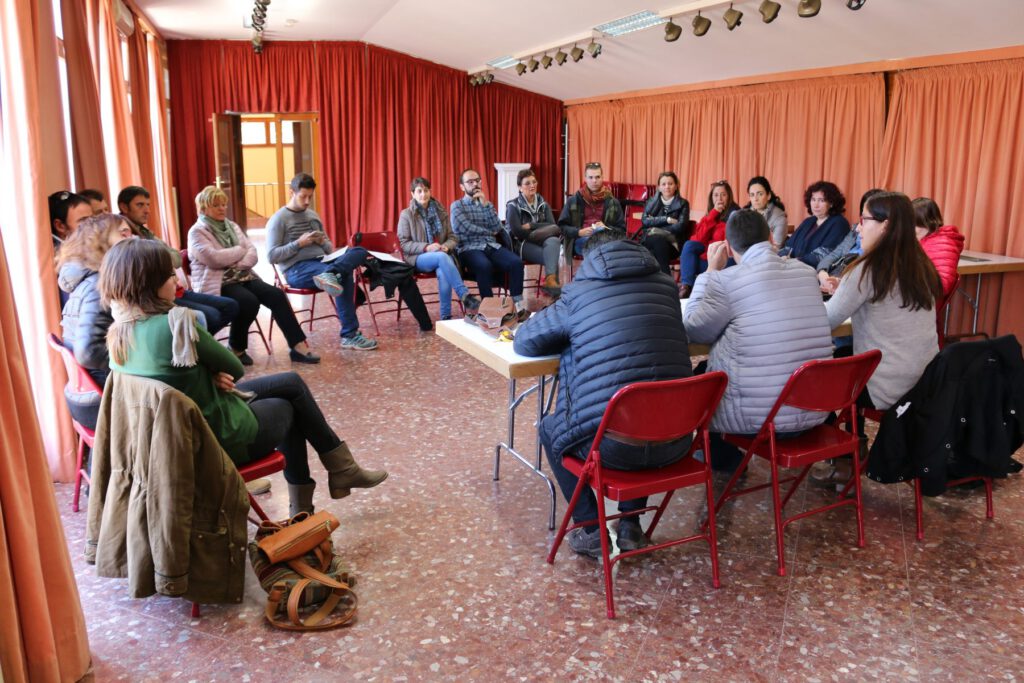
top-left (58, 257), bottom-right (1024, 681)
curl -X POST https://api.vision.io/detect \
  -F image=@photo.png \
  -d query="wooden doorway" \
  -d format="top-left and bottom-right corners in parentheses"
top-left (212, 112), bottom-right (321, 229)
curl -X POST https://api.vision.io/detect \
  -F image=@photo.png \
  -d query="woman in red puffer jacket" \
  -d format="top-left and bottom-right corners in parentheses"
top-left (913, 197), bottom-right (964, 299)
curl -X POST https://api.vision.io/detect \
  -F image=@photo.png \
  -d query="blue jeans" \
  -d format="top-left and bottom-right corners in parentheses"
top-left (285, 250), bottom-right (370, 338)
top-left (679, 240), bottom-right (709, 287)
top-left (415, 251), bottom-right (468, 318)
top-left (540, 413), bottom-right (693, 532)
top-left (176, 290), bottom-right (239, 335)
top-left (460, 246), bottom-right (524, 298)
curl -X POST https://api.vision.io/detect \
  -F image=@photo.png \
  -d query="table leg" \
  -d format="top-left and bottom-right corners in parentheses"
top-left (971, 274), bottom-right (982, 336)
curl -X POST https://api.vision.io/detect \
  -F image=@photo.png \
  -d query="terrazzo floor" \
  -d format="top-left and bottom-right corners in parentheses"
top-left (57, 248), bottom-right (1024, 682)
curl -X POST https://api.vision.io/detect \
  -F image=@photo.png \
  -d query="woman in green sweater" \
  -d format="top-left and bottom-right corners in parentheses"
top-left (99, 239), bottom-right (387, 515)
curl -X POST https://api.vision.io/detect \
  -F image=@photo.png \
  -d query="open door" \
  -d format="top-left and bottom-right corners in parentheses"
top-left (212, 113), bottom-right (247, 227)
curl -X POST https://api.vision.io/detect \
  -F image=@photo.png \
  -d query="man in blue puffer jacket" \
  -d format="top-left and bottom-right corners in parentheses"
top-left (514, 230), bottom-right (693, 557)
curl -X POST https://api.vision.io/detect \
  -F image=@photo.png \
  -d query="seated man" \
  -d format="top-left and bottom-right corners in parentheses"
top-left (682, 210), bottom-right (834, 472)
top-left (78, 188), bottom-right (109, 215)
top-left (450, 168), bottom-right (528, 321)
top-left (118, 184), bottom-right (238, 335)
top-left (557, 162), bottom-right (625, 257)
top-left (267, 173), bottom-right (432, 350)
top-left (514, 229), bottom-right (694, 557)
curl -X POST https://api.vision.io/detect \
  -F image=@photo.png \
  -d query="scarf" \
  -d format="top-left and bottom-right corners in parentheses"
top-left (167, 307), bottom-right (200, 367)
top-left (201, 214), bottom-right (238, 248)
top-left (517, 193), bottom-right (548, 223)
top-left (580, 184), bottom-right (611, 206)
top-left (108, 301), bottom-right (148, 367)
top-left (415, 200), bottom-right (443, 243)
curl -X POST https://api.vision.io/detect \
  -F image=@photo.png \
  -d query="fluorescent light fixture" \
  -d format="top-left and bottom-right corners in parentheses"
top-left (595, 10), bottom-right (667, 37)
top-left (487, 55), bottom-right (520, 70)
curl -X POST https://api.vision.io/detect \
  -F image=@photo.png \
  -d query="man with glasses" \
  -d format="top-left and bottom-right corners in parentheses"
top-left (557, 162), bottom-right (625, 256)
top-left (450, 168), bottom-right (528, 321)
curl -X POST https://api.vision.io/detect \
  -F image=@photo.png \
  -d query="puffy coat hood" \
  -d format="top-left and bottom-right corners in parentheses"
top-left (58, 261), bottom-right (95, 294)
top-left (574, 239), bottom-right (661, 282)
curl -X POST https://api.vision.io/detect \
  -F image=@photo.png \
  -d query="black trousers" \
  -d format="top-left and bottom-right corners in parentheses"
top-left (221, 278), bottom-right (306, 351)
top-left (239, 372), bottom-right (342, 485)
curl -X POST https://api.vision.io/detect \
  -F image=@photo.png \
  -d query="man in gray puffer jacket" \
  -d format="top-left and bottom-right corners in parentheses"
top-left (683, 209), bottom-right (834, 472)
top-left (514, 230), bottom-right (693, 557)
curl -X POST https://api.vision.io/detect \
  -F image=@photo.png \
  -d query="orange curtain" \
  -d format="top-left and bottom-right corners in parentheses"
top-left (127, 19), bottom-right (161, 237)
top-left (880, 59), bottom-right (1024, 340)
top-left (0, 0), bottom-right (77, 481)
top-left (0, 1), bottom-right (92, 678)
top-left (97, 0), bottom-right (140, 198)
top-left (60, 0), bottom-right (109, 194)
top-left (148, 34), bottom-right (178, 243)
top-left (566, 74), bottom-right (885, 223)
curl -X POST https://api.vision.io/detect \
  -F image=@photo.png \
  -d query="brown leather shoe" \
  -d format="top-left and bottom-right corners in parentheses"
top-left (542, 274), bottom-right (562, 297)
top-left (678, 283), bottom-right (692, 299)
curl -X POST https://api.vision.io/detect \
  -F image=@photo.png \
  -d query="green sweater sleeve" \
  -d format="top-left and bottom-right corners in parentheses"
top-left (196, 325), bottom-right (245, 380)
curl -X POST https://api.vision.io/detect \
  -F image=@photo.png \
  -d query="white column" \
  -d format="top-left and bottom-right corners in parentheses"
top-left (493, 163), bottom-right (531, 220)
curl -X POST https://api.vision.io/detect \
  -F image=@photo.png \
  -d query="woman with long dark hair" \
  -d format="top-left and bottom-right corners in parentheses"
top-left (677, 180), bottom-right (739, 298)
top-left (744, 176), bottom-right (787, 248)
top-left (100, 239), bottom-right (388, 516)
top-left (825, 192), bottom-right (942, 410)
top-left (913, 197), bottom-right (964, 299)
top-left (639, 171), bottom-right (690, 274)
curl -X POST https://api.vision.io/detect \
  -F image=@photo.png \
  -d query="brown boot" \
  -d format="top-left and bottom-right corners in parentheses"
top-left (678, 283), bottom-right (692, 299)
top-left (542, 274), bottom-right (562, 297)
top-left (288, 482), bottom-right (316, 517)
top-left (320, 442), bottom-right (388, 499)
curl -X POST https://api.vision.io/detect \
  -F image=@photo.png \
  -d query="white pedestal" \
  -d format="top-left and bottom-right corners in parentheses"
top-left (493, 163), bottom-right (531, 220)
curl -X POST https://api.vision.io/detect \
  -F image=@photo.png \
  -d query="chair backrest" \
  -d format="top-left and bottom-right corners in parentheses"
top-left (47, 333), bottom-right (103, 395)
top-left (624, 184), bottom-right (650, 203)
top-left (592, 372), bottom-right (729, 447)
top-left (178, 249), bottom-right (193, 290)
top-left (356, 231), bottom-right (401, 256)
top-left (759, 350), bottom-right (882, 431)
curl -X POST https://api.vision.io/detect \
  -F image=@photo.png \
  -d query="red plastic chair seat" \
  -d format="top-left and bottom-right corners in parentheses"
top-left (237, 451), bottom-right (286, 524)
top-left (561, 453), bottom-right (708, 501)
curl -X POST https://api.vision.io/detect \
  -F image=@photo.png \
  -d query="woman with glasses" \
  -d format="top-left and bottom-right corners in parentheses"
top-left (677, 180), bottom-right (739, 298)
top-left (743, 176), bottom-right (787, 249)
top-left (639, 171), bottom-right (690, 275)
top-left (782, 180), bottom-right (851, 268)
top-left (824, 191), bottom-right (941, 411)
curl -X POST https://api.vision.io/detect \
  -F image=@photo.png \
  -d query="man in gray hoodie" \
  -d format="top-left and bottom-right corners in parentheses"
top-left (683, 209), bottom-right (834, 472)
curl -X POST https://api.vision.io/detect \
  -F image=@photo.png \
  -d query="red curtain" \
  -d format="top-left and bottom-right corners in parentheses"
top-left (167, 41), bottom-right (563, 243)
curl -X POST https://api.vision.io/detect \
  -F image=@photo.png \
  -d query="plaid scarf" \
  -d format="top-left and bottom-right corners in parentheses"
top-left (415, 199), bottom-right (444, 243)
top-left (580, 184), bottom-right (611, 206)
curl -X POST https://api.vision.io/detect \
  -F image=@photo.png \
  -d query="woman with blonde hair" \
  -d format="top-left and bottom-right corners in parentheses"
top-left (56, 213), bottom-right (135, 427)
top-left (100, 238), bottom-right (387, 515)
top-left (187, 185), bottom-right (319, 365)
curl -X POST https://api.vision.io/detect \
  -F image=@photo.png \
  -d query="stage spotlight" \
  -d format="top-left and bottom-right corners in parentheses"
top-left (692, 11), bottom-right (711, 36)
top-left (759, 0), bottom-right (781, 23)
top-left (723, 4), bottom-right (743, 30)
top-left (587, 40), bottom-right (602, 58)
top-left (571, 44), bottom-right (584, 62)
top-left (541, 54), bottom-right (553, 69)
top-left (555, 49), bottom-right (568, 65)
top-left (516, 62), bottom-right (527, 76)
top-left (528, 57), bottom-right (539, 72)
top-left (484, 73), bottom-right (494, 83)
top-left (797, 0), bottom-right (821, 17)
top-left (846, 0), bottom-right (866, 8)
top-left (664, 19), bottom-right (682, 42)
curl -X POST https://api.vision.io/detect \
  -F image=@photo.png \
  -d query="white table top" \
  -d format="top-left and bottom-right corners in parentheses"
top-left (438, 300), bottom-right (852, 379)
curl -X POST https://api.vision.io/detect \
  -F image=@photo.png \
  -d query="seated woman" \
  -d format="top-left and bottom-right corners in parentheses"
top-left (57, 213), bottom-right (135, 428)
top-left (825, 191), bottom-right (941, 411)
top-left (187, 186), bottom-right (319, 365)
top-left (677, 180), bottom-right (739, 298)
top-left (397, 176), bottom-right (480, 319)
top-left (505, 169), bottom-right (564, 297)
top-left (817, 188), bottom-right (886, 295)
top-left (639, 171), bottom-right (690, 275)
top-left (100, 238), bottom-right (388, 516)
top-left (744, 176), bottom-right (787, 249)
top-left (783, 181), bottom-right (851, 269)
top-left (913, 197), bottom-right (964, 300)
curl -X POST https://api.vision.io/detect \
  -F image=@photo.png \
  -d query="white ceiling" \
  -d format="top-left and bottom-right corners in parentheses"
top-left (137, 0), bottom-right (1024, 101)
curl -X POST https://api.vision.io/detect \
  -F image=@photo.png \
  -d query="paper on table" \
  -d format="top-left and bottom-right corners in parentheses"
top-left (322, 246), bottom-right (405, 264)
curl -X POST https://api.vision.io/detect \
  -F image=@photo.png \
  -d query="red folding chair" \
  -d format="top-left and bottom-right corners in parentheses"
top-left (48, 333), bottom-right (101, 512)
top-left (547, 372), bottom-right (729, 619)
top-left (714, 350), bottom-right (882, 576)
top-left (937, 274), bottom-right (960, 348)
top-left (180, 249), bottom-right (270, 354)
top-left (839, 405), bottom-right (993, 541)
top-left (269, 262), bottom-right (338, 340)
top-left (352, 231), bottom-right (411, 335)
